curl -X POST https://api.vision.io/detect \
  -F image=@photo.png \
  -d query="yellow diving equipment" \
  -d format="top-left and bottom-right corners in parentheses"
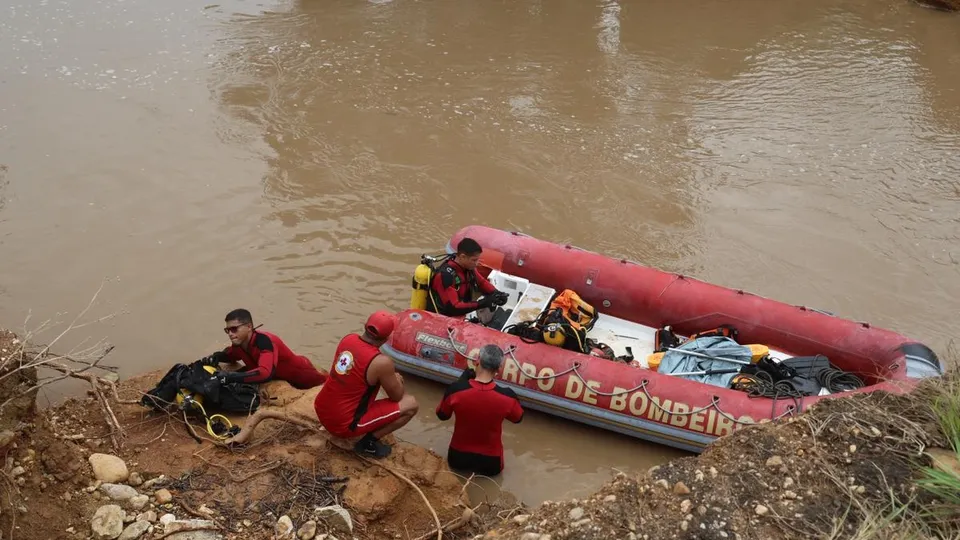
top-left (410, 263), bottom-right (433, 310)
top-left (175, 364), bottom-right (217, 407)
top-left (542, 322), bottom-right (567, 347)
top-left (176, 364), bottom-right (236, 441)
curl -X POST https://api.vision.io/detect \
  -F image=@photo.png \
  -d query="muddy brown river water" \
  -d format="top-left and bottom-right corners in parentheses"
top-left (1, 0), bottom-right (959, 506)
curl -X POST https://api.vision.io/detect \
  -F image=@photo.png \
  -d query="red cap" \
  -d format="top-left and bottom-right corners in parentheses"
top-left (365, 310), bottom-right (396, 340)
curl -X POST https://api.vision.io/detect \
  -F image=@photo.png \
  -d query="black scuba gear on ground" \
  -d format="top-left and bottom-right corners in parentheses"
top-left (141, 358), bottom-right (261, 414)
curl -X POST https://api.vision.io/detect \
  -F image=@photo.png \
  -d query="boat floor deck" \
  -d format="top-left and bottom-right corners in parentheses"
top-left (470, 269), bottom-right (793, 369)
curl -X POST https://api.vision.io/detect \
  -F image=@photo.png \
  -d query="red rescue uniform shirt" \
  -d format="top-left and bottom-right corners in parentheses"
top-left (436, 372), bottom-right (523, 475)
top-left (428, 259), bottom-right (497, 316)
top-left (314, 333), bottom-right (399, 437)
top-left (223, 330), bottom-right (327, 389)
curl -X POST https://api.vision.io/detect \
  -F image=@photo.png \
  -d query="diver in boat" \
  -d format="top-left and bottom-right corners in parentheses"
top-left (314, 311), bottom-right (420, 458)
top-left (425, 237), bottom-right (509, 319)
top-left (436, 345), bottom-right (524, 477)
top-left (206, 309), bottom-right (328, 389)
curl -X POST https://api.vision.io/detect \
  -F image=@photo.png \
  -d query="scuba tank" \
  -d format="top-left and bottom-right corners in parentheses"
top-left (176, 364), bottom-right (217, 408)
top-left (410, 254), bottom-right (450, 310)
top-left (540, 309), bottom-right (589, 353)
top-left (542, 322), bottom-right (566, 347)
top-left (174, 364), bottom-right (240, 440)
top-left (410, 261), bottom-right (433, 310)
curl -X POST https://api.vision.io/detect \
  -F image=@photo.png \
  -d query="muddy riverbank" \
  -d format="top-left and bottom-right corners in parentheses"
top-left (481, 372), bottom-right (960, 540)
top-left (1, 327), bottom-right (957, 540)
top-left (0, 329), bottom-right (501, 540)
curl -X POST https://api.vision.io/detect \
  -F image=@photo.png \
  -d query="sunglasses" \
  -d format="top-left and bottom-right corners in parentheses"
top-left (224, 323), bottom-right (250, 335)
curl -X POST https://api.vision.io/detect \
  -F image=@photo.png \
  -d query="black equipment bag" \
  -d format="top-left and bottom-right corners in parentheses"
top-left (140, 359), bottom-right (261, 414)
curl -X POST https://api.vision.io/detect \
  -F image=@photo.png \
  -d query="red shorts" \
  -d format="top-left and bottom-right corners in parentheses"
top-left (317, 398), bottom-right (401, 438)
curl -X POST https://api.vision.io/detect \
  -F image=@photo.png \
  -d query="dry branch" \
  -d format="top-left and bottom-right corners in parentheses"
top-left (178, 501), bottom-right (213, 520)
top-left (0, 285), bottom-right (147, 454)
top-left (1, 279), bottom-right (113, 376)
top-left (219, 410), bottom-right (445, 540)
top-left (0, 283), bottom-right (130, 420)
top-left (412, 507), bottom-right (476, 540)
top-left (412, 479), bottom-right (481, 540)
top-left (92, 383), bottom-right (122, 451)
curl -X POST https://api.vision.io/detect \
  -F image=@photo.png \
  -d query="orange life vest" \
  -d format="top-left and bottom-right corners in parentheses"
top-left (547, 289), bottom-right (598, 332)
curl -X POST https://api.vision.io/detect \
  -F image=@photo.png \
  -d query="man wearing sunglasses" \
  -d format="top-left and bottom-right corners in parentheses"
top-left (207, 309), bottom-right (328, 389)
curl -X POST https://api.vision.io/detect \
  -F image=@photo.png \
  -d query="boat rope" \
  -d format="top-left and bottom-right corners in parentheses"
top-left (817, 368), bottom-right (865, 393)
top-left (729, 372), bottom-right (805, 420)
top-left (731, 372), bottom-right (805, 399)
top-left (444, 328), bottom-right (797, 426)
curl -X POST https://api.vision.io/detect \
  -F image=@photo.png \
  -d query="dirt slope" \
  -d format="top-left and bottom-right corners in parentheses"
top-left (478, 377), bottom-right (958, 540)
top-left (2, 326), bottom-right (957, 540)
top-left (0, 330), bottom-right (487, 540)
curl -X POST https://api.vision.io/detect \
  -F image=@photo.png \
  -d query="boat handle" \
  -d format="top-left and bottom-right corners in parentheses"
top-left (797, 305), bottom-right (837, 317)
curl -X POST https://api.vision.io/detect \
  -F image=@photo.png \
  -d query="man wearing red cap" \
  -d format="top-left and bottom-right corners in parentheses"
top-left (314, 311), bottom-right (419, 458)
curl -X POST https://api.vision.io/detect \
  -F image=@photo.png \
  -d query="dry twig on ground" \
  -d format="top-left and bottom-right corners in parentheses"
top-left (194, 454), bottom-right (284, 483)
top-left (217, 407), bottom-right (446, 540)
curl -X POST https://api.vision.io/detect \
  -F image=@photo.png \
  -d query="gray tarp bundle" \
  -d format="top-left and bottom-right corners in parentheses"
top-left (657, 336), bottom-right (753, 387)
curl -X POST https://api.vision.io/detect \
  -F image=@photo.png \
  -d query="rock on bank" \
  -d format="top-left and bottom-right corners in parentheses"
top-left (0, 328), bottom-right (480, 540)
top-left (478, 373), bottom-right (959, 540)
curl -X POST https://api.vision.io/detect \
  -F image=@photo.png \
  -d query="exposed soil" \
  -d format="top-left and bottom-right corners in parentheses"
top-left (2, 326), bottom-right (958, 540)
top-left (0, 329), bottom-right (38, 433)
top-left (479, 376), bottom-right (959, 540)
top-left (0, 328), bottom-right (511, 540)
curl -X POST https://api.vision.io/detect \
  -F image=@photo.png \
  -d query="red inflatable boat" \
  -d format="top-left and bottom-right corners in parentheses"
top-left (381, 226), bottom-right (942, 453)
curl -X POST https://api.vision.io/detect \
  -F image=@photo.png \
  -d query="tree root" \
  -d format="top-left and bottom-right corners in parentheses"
top-left (155, 524), bottom-right (222, 539)
top-left (412, 507), bottom-right (476, 540)
top-left (217, 409), bottom-right (458, 540)
top-left (410, 472), bottom-right (482, 539)
top-left (361, 456), bottom-right (443, 540)
top-left (221, 409), bottom-right (323, 446)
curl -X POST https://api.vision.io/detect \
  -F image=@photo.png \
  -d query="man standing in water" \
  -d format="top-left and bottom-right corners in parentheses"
top-left (314, 311), bottom-right (420, 458)
top-left (209, 309), bottom-right (328, 389)
top-left (436, 345), bottom-right (524, 476)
